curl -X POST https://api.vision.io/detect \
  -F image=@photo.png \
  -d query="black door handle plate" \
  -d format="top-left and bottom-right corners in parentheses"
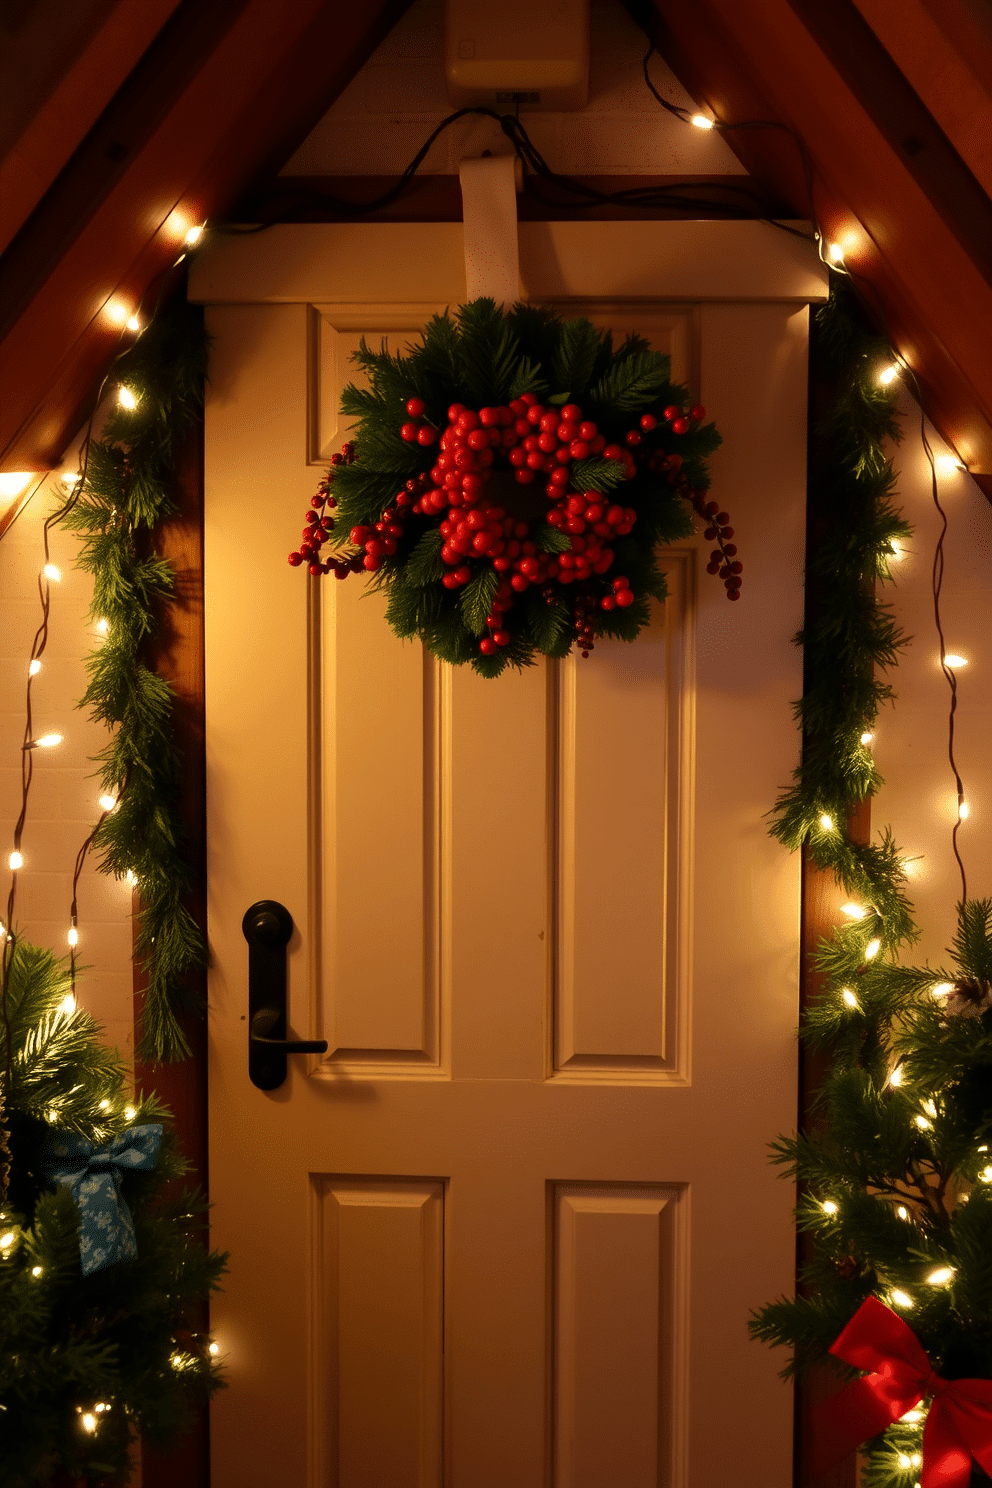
top-left (243, 899), bottom-right (328, 1090)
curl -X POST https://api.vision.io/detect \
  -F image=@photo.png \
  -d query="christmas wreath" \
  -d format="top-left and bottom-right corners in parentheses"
top-left (289, 300), bottom-right (738, 677)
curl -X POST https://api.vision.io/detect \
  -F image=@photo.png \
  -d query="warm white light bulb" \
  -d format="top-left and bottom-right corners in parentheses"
top-left (59, 992), bottom-right (76, 1014)
top-left (889, 1066), bottom-right (903, 1087)
top-left (28, 658), bottom-right (41, 675)
top-left (0, 1231), bottom-right (15, 1250)
top-left (979, 1165), bottom-right (992, 1183)
top-left (209, 1341), bottom-right (219, 1355)
top-left (99, 794), bottom-right (117, 812)
top-left (67, 927), bottom-right (78, 947)
top-left (31, 1265), bottom-right (42, 1277)
top-left (944, 653), bottom-right (967, 668)
top-left (897, 1205), bottom-right (909, 1220)
top-left (936, 454), bottom-right (965, 476)
top-left (36, 733), bottom-right (62, 748)
top-left (915, 1114), bottom-right (931, 1130)
top-left (860, 731), bottom-right (874, 745)
top-left (43, 563), bottom-right (61, 582)
top-left (9, 851), bottom-right (23, 871)
top-left (126, 315), bottom-right (140, 332)
top-left (923, 1098), bottom-right (937, 1117)
top-left (60, 471), bottom-right (81, 487)
top-left (690, 113), bottom-right (714, 129)
top-left (842, 988), bottom-right (859, 1009)
top-left (926, 1266), bottom-right (954, 1286)
top-left (819, 813), bottom-right (834, 830)
top-left (185, 224), bottom-right (204, 245)
top-left (898, 1453), bottom-right (912, 1469)
top-left (932, 982), bottom-right (954, 998)
top-left (81, 1411), bottom-right (97, 1433)
top-left (827, 242), bottom-right (844, 263)
top-left (125, 870), bottom-right (138, 887)
top-left (888, 540), bottom-right (902, 558)
top-left (959, 800), bottom-right (970, 820)
top-left (879, 363), bottom-right (900, 386)
top-left (891, 1290), bottom-right (913, 1310)
top-left (0, 472), bottom-right (33, 497)
top-left (124, 1105), bottom-right (136, 1121)
top-left (95, 618), bottom-right (109, 634)
top-left (902, 1408), bottom-right (923, 1423)
top-left (104, 300), bottom-right (128, 326)
top-left (821, 1199), bottom-right (839, 1215)
top-left (118, 386), bottom-right (138, 410)
top-left (841, 903), bottom-right (867, 920)
top-left (864, 938), bottom-right (881, 960)
top-left (99, 1099), bottom-right (110, 1111)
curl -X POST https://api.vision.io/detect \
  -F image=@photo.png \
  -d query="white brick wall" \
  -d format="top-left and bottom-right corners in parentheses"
top-left (0, 481), bottom-right (134, 1057)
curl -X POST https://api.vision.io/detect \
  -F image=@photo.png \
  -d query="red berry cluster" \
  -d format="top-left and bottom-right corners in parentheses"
top-left (290, 390), bottom-right (740, 665)
top-left (687, 489), bottom-right (743, 600)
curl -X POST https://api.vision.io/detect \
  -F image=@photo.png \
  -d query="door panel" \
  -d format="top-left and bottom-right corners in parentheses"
top-left (199, 223), bottom-right (815, 1488)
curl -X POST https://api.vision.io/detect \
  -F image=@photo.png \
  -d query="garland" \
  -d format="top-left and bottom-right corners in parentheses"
top-left (751, 283), bottom-right (992, 1484)
top-left (290, 299), bottom-right (732, 676)
top-left (63, 300), bottom-right (208, 1062)
top-left (0, 941), bottom-right (225, 1483)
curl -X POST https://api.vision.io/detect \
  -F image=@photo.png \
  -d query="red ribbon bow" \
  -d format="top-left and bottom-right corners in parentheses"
top-left (813, 1297), bottom-right (992, 1487)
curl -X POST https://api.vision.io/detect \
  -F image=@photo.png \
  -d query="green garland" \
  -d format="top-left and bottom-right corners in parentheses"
top-left (752, 282), bottom-right (992, 1482)
top-left (0, 940), bottom-right (225, 1484)
top-left (768, 282), bottom-right (916, 950)
top-left (63, 300), bottom-right (208, 1062)
top-left (294, 300), bottom-right (727, 677)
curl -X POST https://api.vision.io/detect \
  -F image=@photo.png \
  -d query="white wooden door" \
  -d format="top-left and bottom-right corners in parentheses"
top-left (194, 222), bottom-right (823, 1488)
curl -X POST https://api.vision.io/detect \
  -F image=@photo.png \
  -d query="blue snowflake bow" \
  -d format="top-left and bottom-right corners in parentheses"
top-left (41, 1124), bottom-right (163, 1275)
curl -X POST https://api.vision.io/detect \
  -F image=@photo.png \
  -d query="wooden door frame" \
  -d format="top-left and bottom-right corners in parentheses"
top-left (152, 216), bottom-right (844, 1488)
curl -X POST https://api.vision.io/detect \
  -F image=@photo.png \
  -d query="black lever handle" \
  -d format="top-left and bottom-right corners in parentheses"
top-left (243, 900), bottom-right (327, 1090)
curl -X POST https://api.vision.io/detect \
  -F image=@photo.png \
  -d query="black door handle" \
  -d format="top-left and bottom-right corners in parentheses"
top-left (243, 900), bottom-right (327, 1090)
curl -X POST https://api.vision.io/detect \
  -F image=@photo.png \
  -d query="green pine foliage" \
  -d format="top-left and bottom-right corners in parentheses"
top-left (62, 300), bottom-right (208, 1062)
top-left (769, 281), bottom-right (914, 930)
top-left (0, 940), bottom-right (225, 1486)
top-left (754, 278), bottom-right (991, 1483)
top-left (328, 299), bottom-right (714, 677)
top-left (750, 904), bottom-right (992, 1479)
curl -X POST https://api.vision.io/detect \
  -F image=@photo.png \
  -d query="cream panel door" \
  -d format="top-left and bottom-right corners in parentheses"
top-left (199, 224), bottom-right (813, 1488)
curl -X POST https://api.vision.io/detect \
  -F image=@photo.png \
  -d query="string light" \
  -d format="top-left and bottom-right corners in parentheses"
top-left (118, 386), bottom-right (138, 410)
top-left (28, 659), bottom-right (41, 675)
top-left (890, 1290), bottom-right (914, 1309)
top-left (95, 618), bottom-right (109, 635)
top-left (958, 799), bottom-right (970, 820)
top-left (841, 903), bottom-right (867, 919)
top-left (943, 653), bottom-right (967, 668)
top-left (827, 242), bottom-right (844, 263)
top-left (822, 1199), bottom-right (839, 1215)
top-left (979, 1165), bottom-right (992, 1183)
top-left (9, 851), bottom-right (23, 871)
top-left (126, 315), bottom-right (141, 332)
top-left (184, 224), bottom-right (205, 245)
top-left (0, 472), bottom-right (33, 497)
top-left (42, 563), bottom-right (61, 582)
top-left (931, 981), bottom-right (954, 997)
top-left (23, 733), bottom-right (63, 750)
top-left (923, 1098), bottom-right (937, 1117)
top-left (690, 113), bottom-right (714, 129)
top-left (99, 794), bottom-right (117, 812)
top-left (125, 870), bottom-right (138, 887)
top-left (67, 925), bottom-right (78, 948)
top-left (864, 937), bottom-right (881, 960)
top-left (935, 454), bottom-right (966, 476)
top-left (889, 1066), bottom-right (903, 1087)
top-left (841, 988), bottom-right (859, 1009)
top-left (104, 300), bottom-right (130, 327)
top-left (901, 1409), bottom-right (924, 1423)
top-left (897, 1206), bottom-right (909, 1220)
top-left (124, 1105), bottom-right (136, 1121)
top-left (819, 813), bottom-right (834, 830)
top-left (209, 1341), bottom-right (220, 1355)
top-left (915, 1114), bottom-right (931, 1130)
top-left (58, 992), bottom-right (76, 1014)
top-left (878, 363), bottom-right (900, 385)
top-left (31, 1265), bottom-right (42, 1277)
top-left (99, 1099), bottom-right (110, 1111)
top-left (60, 471), bottom-right (81, 487)
top-left (926, 1266), bottom-right (954, 1286)
top-left (860, 731), bottom-right (874, 745)
top-left (80, 1411), bottom-right (97, 1433)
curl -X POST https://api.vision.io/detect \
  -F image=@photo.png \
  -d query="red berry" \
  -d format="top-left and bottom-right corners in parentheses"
top-left (493, 630), bottom-right (510, 646)
top-left (615, 588), bottom-right (634, 607)
top-left (602, 444), bottom-right (624, 462)
top-left (569, 440), bottom-right (590, 460)
top-left (479, 406), bottom-right (499, 426)
top-left (625, 430), bottom-right (642, 446)
top-left (600, 595), bottom-right (617, 611)
top-left (578, 422), bottom-right (598, 441)
top-left (308, 563), bottom-right (323, 576)
top-left (716, 512), bottom-right (730, 525)
top-left (663, 405), bottom-right (681, 421)
top-left (727, 589), bottom-right (740, 601)
top-left (288, 552), bottom-right (303, 566)
top-left (400, 422), bottom-right (418, 442)
top-left (363, 555), bottom-right (382, 571)
top-left (671, 418), bottom-right (689, 435)
top-left (479, 638), bottom-right (497, 655)
top-left (561, 404), bottom-right (582, 422)
top-left (417, 426), bottom-right (437, 446)
top-left (690, 404), bottom-right (706, 421)
top-left (406, 397), bottom-right (426, 417)
top-left (448, 404), bottom-right (466, 421)
top-left (640, 413), bottom-right (657, 431)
